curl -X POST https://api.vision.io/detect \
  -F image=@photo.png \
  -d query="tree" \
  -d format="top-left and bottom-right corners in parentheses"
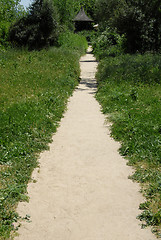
top-left (114, 0), bottom-right (161, 52)
top-left (95, 0), bottom-right (124, 29)
top-left (9, 0), bottom-right (59, 49)
top-left (0, 0), bottom-right (24, 46)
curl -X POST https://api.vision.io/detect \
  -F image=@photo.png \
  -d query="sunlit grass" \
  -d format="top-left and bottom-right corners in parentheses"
top-left (0, 33), bottom-right (87, 239)
top-left (96, 53), bottom-right (161, 237)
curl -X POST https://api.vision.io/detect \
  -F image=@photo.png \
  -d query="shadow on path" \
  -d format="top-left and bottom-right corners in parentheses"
top-left (79, 60), bottom-right (97, 63)
top-left (76, 79), bottom-right (97, 95)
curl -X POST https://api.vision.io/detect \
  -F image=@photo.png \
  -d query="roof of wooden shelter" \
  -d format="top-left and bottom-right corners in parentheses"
top-left (73, 7), bottom-right (93, 22)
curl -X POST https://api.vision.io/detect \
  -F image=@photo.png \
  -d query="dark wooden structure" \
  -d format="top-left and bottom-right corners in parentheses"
top-left (73, 7), bottom-right (93, 31)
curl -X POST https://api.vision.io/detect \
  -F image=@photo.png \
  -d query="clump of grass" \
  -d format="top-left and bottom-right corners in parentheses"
top-left (0, 34), bottom-right (87, 239)
top-left (58, 30), bottom-right (88, 54)
top-left (96, 53), bottom-right (161, 236)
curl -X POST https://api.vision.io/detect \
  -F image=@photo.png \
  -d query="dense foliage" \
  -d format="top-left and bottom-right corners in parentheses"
top-left (0, 33), bottom-right (87, 239)
top-left (1, 0), bottom-right (161, 52)
top-left (0, 0), bottom-right (25, 47)
top-left (0, 0), bottom-right (96, 48)
top-left (9, 0), bottom-right (59, 50)
top-left (96, 54), bottom-right (161, 236)
top-left (92, 27), bottom-right (125, 59)
top-left (94, 0), bottom-right (161, 53)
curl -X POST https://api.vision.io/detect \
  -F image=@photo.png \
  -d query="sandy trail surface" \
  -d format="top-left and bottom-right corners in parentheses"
top-left (15, 47), bottom-right (156, 240)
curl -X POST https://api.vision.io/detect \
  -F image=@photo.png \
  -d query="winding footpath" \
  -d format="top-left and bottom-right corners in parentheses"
top-left (15, 47), bottom-right (156, 240)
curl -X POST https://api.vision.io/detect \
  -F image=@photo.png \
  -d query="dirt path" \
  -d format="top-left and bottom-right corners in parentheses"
top-left (15, 47), bottom-right (156, 240)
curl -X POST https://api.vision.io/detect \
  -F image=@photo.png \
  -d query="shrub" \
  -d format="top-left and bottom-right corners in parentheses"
top-left (78, 30), bottom-right (97, 43)
top-left (92, 27), bottom-right (126, 60)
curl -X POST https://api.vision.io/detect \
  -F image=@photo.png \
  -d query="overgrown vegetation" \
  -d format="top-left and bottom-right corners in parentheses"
top-left (58, 30), bottom-right (88, 51)
top-left (95, 0), bottom-right (161, 54)
top-left (0, 0), bottom-right (25, 48)
top-left (96, 54), bottom-right (161, 236)
top-left (92, 27), bottom-right (125, 60)
top-left (0, 33), bottom-right (87, 239)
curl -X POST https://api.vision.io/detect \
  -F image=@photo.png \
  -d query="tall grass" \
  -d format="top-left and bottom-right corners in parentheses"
top-left (96, 54), bottom-right (161, 237)
top-left (58, 30), bottom-right (88, 53)
top-left (0, 33), bottom-right (87, 239)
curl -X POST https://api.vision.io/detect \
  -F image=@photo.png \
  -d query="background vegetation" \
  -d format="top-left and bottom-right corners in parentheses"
top-left (0, 0), bottom-right (96, 49)
top-left (0, 0), bottom-right (25, 48)
top-left (9, 0), bottom-right (59, 50)
top-left (94, 0), bottom-right (161, 54)
top-left (1, 0), bottom-right (161, 53)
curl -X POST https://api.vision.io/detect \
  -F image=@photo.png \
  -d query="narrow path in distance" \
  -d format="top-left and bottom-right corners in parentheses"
top-left (15, 47), bottom-right (156, 240)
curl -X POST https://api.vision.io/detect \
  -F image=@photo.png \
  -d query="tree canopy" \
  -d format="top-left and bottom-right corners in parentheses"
top-left (0, 0), bottom-right (25, 46)
top-left (9, 0), bottom-right (59, 49)
top-left (52, 0), bottom-right (96, 29)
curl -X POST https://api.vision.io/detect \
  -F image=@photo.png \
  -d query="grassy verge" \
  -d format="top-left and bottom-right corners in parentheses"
top-left (0, 33), bottom-right (87, 239)
top-left (96, 54), bottom-right (161, 237)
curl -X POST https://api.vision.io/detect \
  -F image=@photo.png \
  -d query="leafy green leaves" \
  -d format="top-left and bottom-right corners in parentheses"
top-left (95, 0), bottom-right (161, 53)
top-left (9, 0), bottom-right (59, 50)
top-left (52, 0), bottom-right (96, 29)
top-left (92, 27), bottom-right (126, 59)
top-left (0, 0), bottom-right (24, 47)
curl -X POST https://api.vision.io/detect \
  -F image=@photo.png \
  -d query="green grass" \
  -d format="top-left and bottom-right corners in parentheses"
top-left (58, 30), bottom-right (88, 53)
top-left (96, 54), bottom-right (161, 237)
top-left (0, 34), bottom-right (87, 239)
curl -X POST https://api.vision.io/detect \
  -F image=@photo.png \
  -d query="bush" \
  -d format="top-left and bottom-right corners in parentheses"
top-left (92, 27), bottom-right (126, 60)
top-left (77, 30), bottom-right (96, 43)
